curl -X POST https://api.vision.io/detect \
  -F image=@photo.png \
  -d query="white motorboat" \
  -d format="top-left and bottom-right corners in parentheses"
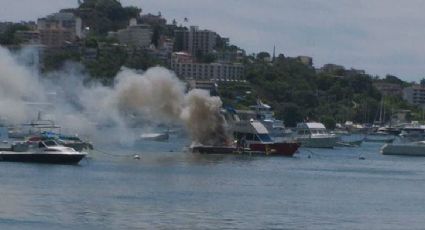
top-left (364, 132), bottom-right (395, 143)
top-left (140, 132), bottom-right (169, 142)
top-left (381, 141), bottom-right (425, 156)
top-left (293, 122), bottom-right (338, 148)
top-left (399, 123), bottom-right (425, 142)
top-left (248, 100), bottom-right (288, 138)
top-left (0, 140), bottom-right (87, 164)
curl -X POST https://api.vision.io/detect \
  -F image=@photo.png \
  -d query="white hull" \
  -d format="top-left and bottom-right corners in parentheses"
top-left (140, 133), bottom-right (169, 142)
top-left (381, 143), bottom-right (425, 156)
top-left (296, 136), bottom-right (338, 148)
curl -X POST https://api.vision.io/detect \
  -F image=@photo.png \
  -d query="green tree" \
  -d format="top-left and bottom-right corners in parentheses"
top-left (320, 115), bottom-right (336, 130)
top-left (256, 51), bottom-right (270, 60)
top-left (384, 74), bottom-right (403, 85)
top-left (77, 0), bottom-right (141, 35)
top-left (0, 24), bottom-right (30, 45)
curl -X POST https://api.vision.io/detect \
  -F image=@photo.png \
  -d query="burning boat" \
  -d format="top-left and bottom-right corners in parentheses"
top-left (231, 119), bottom-right (300, 156)
top-left (190, 109), bottom-right (300, 156)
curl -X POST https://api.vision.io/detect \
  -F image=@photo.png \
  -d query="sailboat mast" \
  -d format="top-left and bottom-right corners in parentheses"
top-left (379, 98), bottom-right (384, 126)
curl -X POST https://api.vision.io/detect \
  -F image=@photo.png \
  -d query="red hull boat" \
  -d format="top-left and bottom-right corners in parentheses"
top-left (249, 142), bottom-right (300, 156)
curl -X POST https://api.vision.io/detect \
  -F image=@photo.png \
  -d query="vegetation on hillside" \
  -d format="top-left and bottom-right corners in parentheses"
top-left (2, 1), bottom-right (424, 127)
top-left (0, 24), bottom-right (30, 45)
top-left (218, 54), bottom-right (422, 127)
top-left (74, 0), bottom-right (142, 35)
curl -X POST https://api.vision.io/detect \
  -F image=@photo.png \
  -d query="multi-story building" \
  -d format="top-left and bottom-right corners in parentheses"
top-left (174, 26), bottom-right (217, 58)
top-left (141, 13), bottom-right (166, 26)
top-left (37, 12), bottom-right (83, 47)
top-left (296, 56), bottom-right (313, 67)
top-left (170, 52), bottom-right (244, 81)
top-left (108, 19), bottom-right (152, 48)
top-left (373, 82), bottom-right (403, 97)
top-left (15, 30), bottom-right (40, 44)
top-left (0, 22), bottom-right (13, 34)
top-left (149, 36), bottom-right (174, 64)
top-left (188, 80), bottom-right (218, 96)
top-left (403, 84), bottom-right (425, 107)
top-left (216, 49), bottom-right (245, 63)
top-left (318, 63), bottom-right (345, 74)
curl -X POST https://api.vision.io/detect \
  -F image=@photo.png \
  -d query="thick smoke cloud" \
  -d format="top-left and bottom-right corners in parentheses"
top-left (181, 90), bottom-right (228, 146)
top-left (0, 48), bottom-right (45, 123)
top-left (0, 46), bottom-right (229, 146)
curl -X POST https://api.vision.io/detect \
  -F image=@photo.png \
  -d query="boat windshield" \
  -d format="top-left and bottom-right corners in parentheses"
top-left (312, 129), bottom-right (327, 134)
top-left (43, 140), bottom-right (58, 147)
top-left (257, 134), bottom-right (273, 142)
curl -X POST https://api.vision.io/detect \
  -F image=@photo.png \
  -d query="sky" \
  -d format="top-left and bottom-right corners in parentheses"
top-left (1, 0), bottom-right (425, 82)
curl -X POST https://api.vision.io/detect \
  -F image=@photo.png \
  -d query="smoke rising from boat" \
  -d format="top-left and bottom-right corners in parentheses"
top-left (0, 46), bottom-right (229, 146)
top-left (0, 48), bottom-right (45, 123)
top-left (181, 89), bottom-right (228, 146)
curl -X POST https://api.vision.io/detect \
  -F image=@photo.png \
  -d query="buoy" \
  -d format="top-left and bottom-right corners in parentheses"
top-left (133, 154), bottom-right (140, 160)
top-left (359, 156), bottom-right (365, 160)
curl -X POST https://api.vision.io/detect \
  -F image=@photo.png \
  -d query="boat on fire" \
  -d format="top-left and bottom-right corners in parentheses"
top-left (0, 140), bottom-right (86, 164)
top-left (191, 108), bottom-right (300, 156)
top-left (231, 119), bottom-right (300, 156)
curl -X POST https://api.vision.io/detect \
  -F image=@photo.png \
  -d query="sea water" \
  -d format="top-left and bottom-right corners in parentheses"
top-left (0, 136), bottom-right (425, 229)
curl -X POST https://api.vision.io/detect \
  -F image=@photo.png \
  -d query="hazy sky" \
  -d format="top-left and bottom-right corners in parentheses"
top-left (1, 0), bottom-right (425, 81)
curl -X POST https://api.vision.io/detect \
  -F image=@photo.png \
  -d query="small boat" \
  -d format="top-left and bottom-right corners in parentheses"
top-left (399, 124), bottom-right (425, 142)
top-left (381, 141), bottom-right (425, 156)
top-left (8, 113), bottom-right (94, 151)
top-left (335, 139), bottom-right (363, 147)
top-left (29, 132), bottom-right (93, 152)
top-left (248, 100), bottom-right (287, 138)
top-left (0, 140), bottom-right (86, 164)
top-left (293, 122), bottom-right (338, 148)
top-left (140, 132), bottom-right (169, 142)
top-left (364, 132), bottom-right (395, 143)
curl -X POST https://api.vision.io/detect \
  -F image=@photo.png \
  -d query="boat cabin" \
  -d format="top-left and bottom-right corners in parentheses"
top-left (38, 140), bottom-right (59, 148)
top-left (232, 120), bottom-right (274, 146)
top-left (296, 122), bottom-right (331, 136)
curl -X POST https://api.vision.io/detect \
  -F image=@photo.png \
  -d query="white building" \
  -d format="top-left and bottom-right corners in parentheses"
top-left (170, 52), bottom-right (244, 81)
top-left (403, 84), bottom-right (425, 107)
top-left (175, 26), bottom-right (217, 57)
top-left (108, 21), bottom-right (152, 48)
top-left (15, 30), bottom-right (40, 44)
top-left (37, 12), bottom-right (83, 47)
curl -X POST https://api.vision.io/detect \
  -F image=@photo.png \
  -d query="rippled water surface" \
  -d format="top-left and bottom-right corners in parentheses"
top-left (1, 137), bottom-right (425, 229)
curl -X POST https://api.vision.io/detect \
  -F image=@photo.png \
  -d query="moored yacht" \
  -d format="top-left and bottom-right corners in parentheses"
top-left (0, 140), bottom-right (86, 164)
top-left (399, 123), bottom-right (425, 142)
top-left (294, 122), bottom-right (338, 148)
top-left (363, 132), bottom-right (395, 143)
top-left (248, 100), bottom-right (287, 138)
top-left (381, 141), bottom-right (425, 156)
top-left (28, 132), bottom-right (93, 152)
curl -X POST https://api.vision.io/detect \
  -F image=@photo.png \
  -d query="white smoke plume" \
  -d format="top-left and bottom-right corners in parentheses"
top-left (0, 48), bottom-right (45, 123)
top-left (0, 46), bottom-right (229, 147)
